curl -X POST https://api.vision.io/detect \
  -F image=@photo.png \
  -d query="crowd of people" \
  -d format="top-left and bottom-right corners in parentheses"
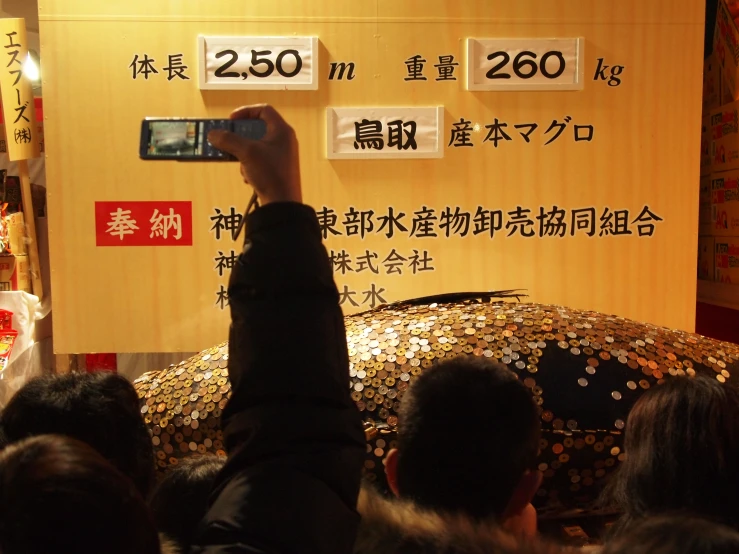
top-left (0, 105), bottom-right (737, 553)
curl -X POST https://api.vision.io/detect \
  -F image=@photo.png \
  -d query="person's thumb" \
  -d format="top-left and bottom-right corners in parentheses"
top-left (207, 130), bottom-right (255, 161)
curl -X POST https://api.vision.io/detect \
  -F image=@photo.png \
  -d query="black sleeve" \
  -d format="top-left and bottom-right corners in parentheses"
top-left (190, 203), bottom-right (365, 554)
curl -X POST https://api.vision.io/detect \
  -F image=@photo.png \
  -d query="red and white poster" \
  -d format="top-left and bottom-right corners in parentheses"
top-left (95, 201), bottom-right (193, 246)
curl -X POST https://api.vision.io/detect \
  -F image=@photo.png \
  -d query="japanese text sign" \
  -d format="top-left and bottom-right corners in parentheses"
top-left (0, 18), bottom-right (39, 161)
top-left (198, 36), bottom-right (318, 90)
top-left (40, 1), bottom-right (704, 353)
top-left (95, 201), bottom-right (193, 246)
top-left (327, 107), bottom-right (444, 159)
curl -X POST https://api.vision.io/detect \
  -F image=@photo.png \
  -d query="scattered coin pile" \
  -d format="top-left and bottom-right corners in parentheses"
top-left (135, 300), bottom-right (739, 516)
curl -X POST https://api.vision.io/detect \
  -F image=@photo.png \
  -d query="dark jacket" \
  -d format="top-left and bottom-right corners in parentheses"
top-left (190, 203), bottom-right (366, 554)
top-left (353, 487), bottom-right (577, 554)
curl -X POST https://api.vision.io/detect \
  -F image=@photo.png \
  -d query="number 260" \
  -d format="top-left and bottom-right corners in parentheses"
top-left (485, 50), bottom-right (566, 80)
top-left (214, 49), bottom-right (303, 79)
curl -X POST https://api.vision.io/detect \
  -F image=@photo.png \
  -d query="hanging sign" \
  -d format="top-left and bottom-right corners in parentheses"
top-left (0, 18), bottom-right (39, 161)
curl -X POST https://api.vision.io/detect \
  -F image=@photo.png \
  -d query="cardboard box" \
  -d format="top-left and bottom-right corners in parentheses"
top-left (710, 100), bottom-right (739, 172)
top-left (0, 255), bottom-right (29, 293)
top-left (700, 175), bottom-right (713, 235)
top-left (711, 171), bottom-right (739, 235)
top-left (5, 212), bottom-right (27, 256)
top-left (699, 236), bottom-right (715, 281)
top-left (701, 116), bottom-right (712, 176)
top-left (704, 54), bottom-right (723, 115)
top-left (715, 0), bottom-right (739, 101)
top-left (715, 238), bottom-right (739, 283)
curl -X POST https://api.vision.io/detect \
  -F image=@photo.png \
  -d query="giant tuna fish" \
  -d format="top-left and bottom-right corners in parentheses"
top-left (135, 293), bottom-right (739, 517)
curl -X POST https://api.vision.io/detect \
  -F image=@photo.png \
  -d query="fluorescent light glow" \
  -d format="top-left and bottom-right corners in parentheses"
top-left (24, 53), bottom-right (39, 82)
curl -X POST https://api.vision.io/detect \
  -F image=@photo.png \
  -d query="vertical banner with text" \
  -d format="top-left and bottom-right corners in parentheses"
top-left (0, 18), bottom-right (39, 161)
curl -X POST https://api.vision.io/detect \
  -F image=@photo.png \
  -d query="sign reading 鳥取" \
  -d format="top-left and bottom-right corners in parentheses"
top-left (198, 36), bottom-right (318, 90)
top-left (466, 38), bottom-right (584, 91)
top-left (0, 18), bottom-right (39, 161)
top-left (327, 107), bottom-right (444, 159)
top-left (95, 201), bottom-right (193, 246)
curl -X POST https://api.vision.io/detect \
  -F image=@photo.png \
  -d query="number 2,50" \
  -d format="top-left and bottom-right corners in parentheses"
top-left (485, 50), bottom-right (566, 80)
top-left (214, 49), bottom-right (303, 79)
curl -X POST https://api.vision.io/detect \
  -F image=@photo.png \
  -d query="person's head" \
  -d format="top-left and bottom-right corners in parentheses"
top-left (0, 372), bottom-right (155, 496)
top-left (602, 515), bottom-right (739, 554)
top-left (604, 375), bottom-right (739, 531)
top-left (384, 356), bottom-right (541, 524)
top-left (149, 455), bottom-right (225, 550)
top-left (0, 434), bottom-right (160, 554)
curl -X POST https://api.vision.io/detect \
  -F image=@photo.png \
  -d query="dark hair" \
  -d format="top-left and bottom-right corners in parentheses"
top-left (149, 455), bottom-right (225, 549)
top-left (0, 372), bottom-right (155, 496)
top-left (603, 375), bottom-right (739, 533)
top-left (0, 434), bottom-right (160, 554)
top-left (395, 356), bottom-right (540, 519)
top-left (602, 515), bottom-right (739, 554)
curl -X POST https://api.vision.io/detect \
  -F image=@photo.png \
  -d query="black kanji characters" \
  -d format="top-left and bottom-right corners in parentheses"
top-left (214, 250), bottom-right (238, 277)
top-left (354, 119), bottom-right (384, 150)
top-left (328, 248), bottom-right (439, 277)
top-left (599, 208), bottom-right (632, 236)
top-left (330, 250), bottom-right (354, 275)
top-left (570, 208), bottom-right (596, 237)
top-left (316, 207), bottom-right (342, 239)
top-left (434, 55), bottom-right (458, 81)
top-left (383, 249), bottom-right (407, 275)
top-left (506, 207), bottom-right (536, 237)
top-left (387, 120), bottom-right (418, 150)
top-left (129, 53), bottom-right (191, 81)
top-left (410, 206), bottom-right (438, 238)
top-left (129, 54), bottom-right (159, 80)
top-left (339, 285), bottom-right (360, 308)
top-left (439, 206), bottom-right (470, 237)
top-left (356, 250), bottom-right (380, 274)
top-left (537, 206), bottom-right (567, 238)
top-left (209, 207), bottom-right (243, 240)
top-left (339, 284), bottom-right (391, 310)
top-left (404, 55), bottom-right (427, 81)
top-left (449, 119), bottom-right (474, 147)
top-left (13, 127), bottom-right (31, 144)
top-left (362, 284), bottom-right (388, 308)
top-left (163, 54), bottom-right (190, 81)
top-left (343, 207), bottom-right (375, 238)
top-left (408, 250), bottom-right (435, 274)
top-left (377, 207), bottom-right (408, 239)
top-left (631, 205), bottom-right (663, 237)
top-left (472, 207), bottom-right (504, 238)
top-left (456, 117), bottom-right (593, 147)
top-left (483, 119), bottom-right (513, 148)
top-left (215, 285), bottom-right (229, 310)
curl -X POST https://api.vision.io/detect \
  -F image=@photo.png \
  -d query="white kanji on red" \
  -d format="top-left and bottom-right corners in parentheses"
top-left (150, 208), bottom-right (182, 240)
top-left (106, 208), bottom-right (139, 240)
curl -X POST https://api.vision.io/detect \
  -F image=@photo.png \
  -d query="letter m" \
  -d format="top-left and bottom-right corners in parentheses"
top-left (329, 62), bottom-right (356, 81)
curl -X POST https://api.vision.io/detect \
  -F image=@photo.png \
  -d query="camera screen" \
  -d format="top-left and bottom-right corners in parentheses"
top-left (147, 121), bottom-right (203, 157)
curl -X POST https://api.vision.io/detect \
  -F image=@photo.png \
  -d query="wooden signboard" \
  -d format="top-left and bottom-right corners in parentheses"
top-left (0, 18), bottom-right (39, 161)
top-left (39, 1), bottom-right (705, 353)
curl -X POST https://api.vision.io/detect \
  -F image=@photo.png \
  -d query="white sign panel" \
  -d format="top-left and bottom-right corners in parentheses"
top-left (326, 107), bottom-right (444, 160)
top-left (466, 38), bottom-right (584, 92)
top-left (198, 36), bottom-right (318, 90)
